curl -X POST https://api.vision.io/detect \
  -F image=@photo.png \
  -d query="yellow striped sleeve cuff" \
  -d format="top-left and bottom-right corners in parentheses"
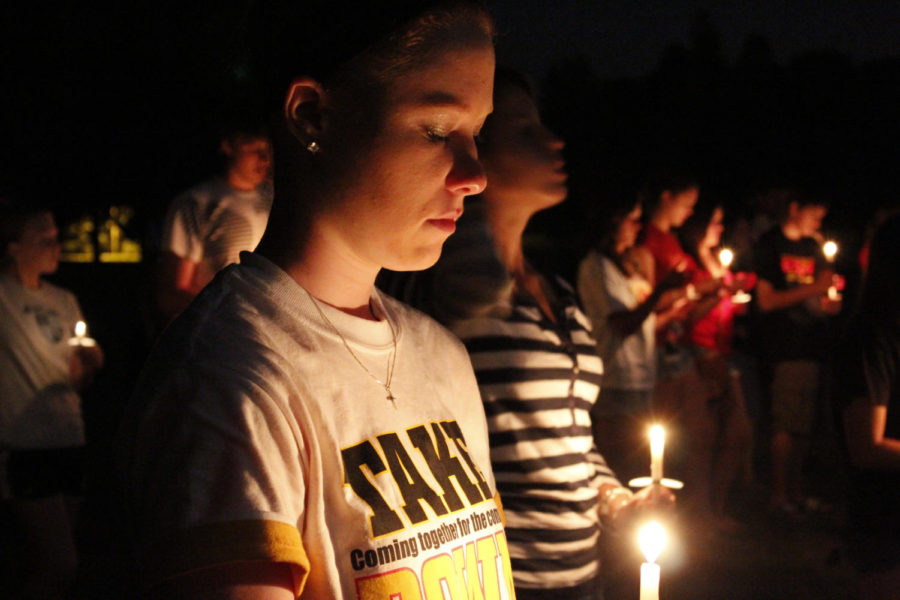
top-left (141, 519), bottom-right (309, 595)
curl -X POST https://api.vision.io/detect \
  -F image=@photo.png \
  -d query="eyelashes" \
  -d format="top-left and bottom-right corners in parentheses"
top-left (426, 127), bottom-right (449, 143)
top-left (425, 127), bottom-right (484, 147)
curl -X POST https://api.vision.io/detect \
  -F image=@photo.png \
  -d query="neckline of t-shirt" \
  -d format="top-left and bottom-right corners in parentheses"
top-left (239, 252), bottom-right (398, 350)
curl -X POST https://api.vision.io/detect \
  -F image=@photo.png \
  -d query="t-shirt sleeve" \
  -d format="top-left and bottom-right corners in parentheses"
top-left (128, 360), bottom-right (310, 590)
top-left (577, 254), bottom-right (619, 355)
top-left (161, 194), bottom-right (204, 262)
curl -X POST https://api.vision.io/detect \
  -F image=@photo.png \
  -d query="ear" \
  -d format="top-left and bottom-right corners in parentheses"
top-left (284, 77), bottom-right (328, 145)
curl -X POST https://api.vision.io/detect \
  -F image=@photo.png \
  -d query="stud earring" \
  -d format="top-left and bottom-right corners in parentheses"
top-left (306, 141), bottom-right (321, 154)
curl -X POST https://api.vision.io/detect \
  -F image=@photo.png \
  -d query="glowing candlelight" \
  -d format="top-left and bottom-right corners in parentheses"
top-left (823, 240), bottom-right (838, 263)
top-left (639, 521), bottom-right (666, 600)
top-left (650, 425), bottom-right (665, 482)
top-left (68, 320), bottom-right (97, 347)
top-left (718, 247), bottom-right (734, 269)
top-left (822, 240), bottom-right (841, 299)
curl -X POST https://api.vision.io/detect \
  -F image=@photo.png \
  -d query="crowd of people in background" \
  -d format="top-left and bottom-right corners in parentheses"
top-left (1, 1), bottom-right (898, 599)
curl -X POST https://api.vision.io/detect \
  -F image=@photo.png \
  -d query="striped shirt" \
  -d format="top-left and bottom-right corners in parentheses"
top-left (451, 278), bottom-right (618, 592)
top-left (379, 204), bottom-right (620, 592)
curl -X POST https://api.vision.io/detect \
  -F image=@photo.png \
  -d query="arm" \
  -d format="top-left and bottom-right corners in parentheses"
top-left (157, 251), bottom-right (203, 321)
top-left (608, 274), bottom-right (682, 338)
top-left (842, 400), bottom-right (900, 470)
top-left (755, 269), bottom-right (834, 313)
top-left (146, 561), bottom-right (297, 600)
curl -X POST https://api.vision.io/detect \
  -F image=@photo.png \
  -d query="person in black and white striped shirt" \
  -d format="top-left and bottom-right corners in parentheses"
top-left (381, 68), bottom-right (672, 600)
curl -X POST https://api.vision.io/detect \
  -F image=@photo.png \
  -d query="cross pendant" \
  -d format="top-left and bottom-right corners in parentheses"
top-left (386, 387), bottom-right (397, 409)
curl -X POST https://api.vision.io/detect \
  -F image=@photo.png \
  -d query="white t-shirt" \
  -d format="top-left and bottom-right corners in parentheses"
top-left (577, 250), bottom-right (656, 392)
top-left (121, 253), bottom-right (515, 599)
top-left (0, 275), bottom-right (84, 449)
top-left (161, 178), bottom-right (273, 285)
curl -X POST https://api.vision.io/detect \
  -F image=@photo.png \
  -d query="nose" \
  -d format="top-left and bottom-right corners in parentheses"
top-left (446, 139), bottom-right (487, 196)
top-left (545, 126), bottom-right (565, 151)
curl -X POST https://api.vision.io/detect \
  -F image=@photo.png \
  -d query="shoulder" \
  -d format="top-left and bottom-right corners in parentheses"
top-left (39, 280), bottom-right (80, 311)
top-left (170, 179), bottom-right (225, 211)
top-left (577, 250), bottom-right (604, 278)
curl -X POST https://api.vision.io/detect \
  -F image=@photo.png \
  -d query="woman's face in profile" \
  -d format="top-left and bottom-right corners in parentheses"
top-left (322, 37), bottom-right (495, 273)
top-left (478, 84), bottom-right (567, 213)
top-left (615, 204), bottom-right (643, 252)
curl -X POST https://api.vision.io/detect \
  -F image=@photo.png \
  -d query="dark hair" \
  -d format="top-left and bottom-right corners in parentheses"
top-left (0, 199), bottom-right (51, 266)
top-left (762, 186), bottom-right (828, 224)
top-left (859, 213), bottom-right (900, 319)
top-left (638, 168), bottom-right (699, 216)
top-left (474, 66), bottom-right (534, 155)
top-left (217, 110), bottom-right (270, 147)
top-left (585, 180), bottom-right (643, 257)
top-left (248, 0), bottom-right (493, 109)
top-left (249, 0), bottom-right (494, 256)
top-left (678, 202), bottom-right (721, 265)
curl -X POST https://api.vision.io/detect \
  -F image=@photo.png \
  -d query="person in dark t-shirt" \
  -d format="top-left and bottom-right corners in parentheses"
top-left (752, 190), bottom-right (841, 512)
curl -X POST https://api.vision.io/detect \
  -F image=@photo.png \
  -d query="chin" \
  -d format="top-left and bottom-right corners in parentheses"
top-left (385, 246), bottom-right (444, 273)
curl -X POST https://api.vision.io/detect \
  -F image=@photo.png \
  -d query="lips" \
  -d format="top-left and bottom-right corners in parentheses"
top-left (427, 218), bottom-right (457, 233)
top-left (427, 207), bottom-right (462, 234)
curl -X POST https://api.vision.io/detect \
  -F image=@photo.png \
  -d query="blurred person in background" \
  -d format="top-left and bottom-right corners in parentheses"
top-left (752, 188), bottom-right (841, 515)
top-left (156, 119), bottom-right (272, 324)
top-left (0, 201), bottom-right (103, 600)
top-left (678, 203), bottom-right (755, 531)
top-left (577, 192), bottom-right (687, 485)
top-left (834, 213), bottom-right (900, 600)
top-left (630, 173), bottom-right (727, 522)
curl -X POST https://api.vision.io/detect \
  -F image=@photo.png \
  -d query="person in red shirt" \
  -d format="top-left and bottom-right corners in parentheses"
top-left (631, 172), bottom-right (730, 526)
top-left (679, 203), bottom-right (756, 531)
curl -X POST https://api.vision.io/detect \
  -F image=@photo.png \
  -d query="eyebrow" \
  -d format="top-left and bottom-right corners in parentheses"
top-left (414, 91), bottom-right (469, 109)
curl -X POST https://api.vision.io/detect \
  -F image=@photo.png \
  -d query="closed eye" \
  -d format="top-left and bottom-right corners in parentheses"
top-left (426, 127), bottom-right (449, 143)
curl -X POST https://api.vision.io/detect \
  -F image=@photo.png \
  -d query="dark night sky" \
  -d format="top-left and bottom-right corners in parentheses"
top-left (2, 1), bottom-right (898, 213)
top-left (488, 1), bottom-right (900, 80)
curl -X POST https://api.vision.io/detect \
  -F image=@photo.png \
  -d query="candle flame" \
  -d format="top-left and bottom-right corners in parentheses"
top-left (75, 321), bottom-right (86, 337)
top-left (639, 521), bottom-right (667, 564)
top-left (823, 240), bottom-right (838, 260)
top-left (718, 247), bottom-right (734, 268)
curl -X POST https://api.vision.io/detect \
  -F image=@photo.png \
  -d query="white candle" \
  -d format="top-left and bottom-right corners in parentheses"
top-left (822, 241), bottom-right (840, 299)
top-left (649, 425), bottom-right (665, 482)
top-left (639, 521), bottom-right (666, 600)
top-left (718, 247), bottom-right (734, 269)
top-left (68, 320), bottom-right (97, 347)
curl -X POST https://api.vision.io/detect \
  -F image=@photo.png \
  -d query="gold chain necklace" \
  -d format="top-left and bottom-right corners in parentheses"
top-left (305, 289), bottom-right (398, 408)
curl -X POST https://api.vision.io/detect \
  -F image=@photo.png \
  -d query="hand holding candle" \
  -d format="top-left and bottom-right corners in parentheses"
top-left (639, 521), bottom-right (667, 600)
